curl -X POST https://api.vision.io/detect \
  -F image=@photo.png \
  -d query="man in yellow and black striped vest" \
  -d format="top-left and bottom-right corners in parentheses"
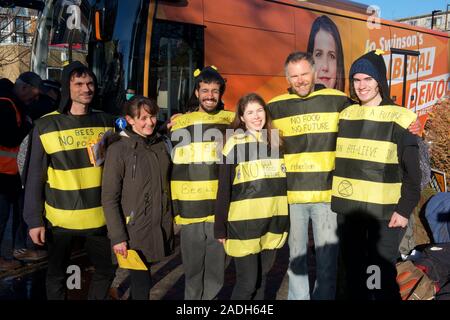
top-left (23, 62), bottom-right (116, 300)
top-left (170, 66), bottom-right (234, 300)
top-left (331, 50), bottom-right (421, 300)
top-left (267, 52), bottom-right (351, 300)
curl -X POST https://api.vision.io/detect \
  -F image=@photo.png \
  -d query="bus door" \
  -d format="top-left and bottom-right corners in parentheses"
top-left (148, 19), bottom-right (204, 120)
top-left (388, 48), bottom-right (420, 108)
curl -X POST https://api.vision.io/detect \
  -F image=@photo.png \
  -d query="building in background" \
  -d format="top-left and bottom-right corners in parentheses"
top-left (397, 7), bottom-right (450, 32)
top-left (0, 7), bottom-right (38, 80)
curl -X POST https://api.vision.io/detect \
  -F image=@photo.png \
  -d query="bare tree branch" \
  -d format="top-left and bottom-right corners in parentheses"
top-left (0, 7), bottom-right (36, 69)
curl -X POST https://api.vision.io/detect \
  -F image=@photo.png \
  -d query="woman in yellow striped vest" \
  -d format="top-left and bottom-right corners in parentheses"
top-left (331, 50), bottom-right (421, 300)
top-left (215, 93), bottom-right (289, 300)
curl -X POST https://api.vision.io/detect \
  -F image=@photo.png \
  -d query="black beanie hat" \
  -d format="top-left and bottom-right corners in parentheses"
top-left (350, 50), bottom-right (390, 101)
top-left (18, 71), bottom-right (43, 90)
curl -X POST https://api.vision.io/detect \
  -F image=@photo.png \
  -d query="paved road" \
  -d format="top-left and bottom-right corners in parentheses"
top-left (0, 231), bottom-right (294, 300)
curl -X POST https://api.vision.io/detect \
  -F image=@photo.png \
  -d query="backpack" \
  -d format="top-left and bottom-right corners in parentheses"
top-left (396, 260), bottom-right (437, 300)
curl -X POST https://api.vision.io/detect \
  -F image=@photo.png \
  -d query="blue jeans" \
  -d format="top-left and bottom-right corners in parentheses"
top-left (425, 192), bottom-right (450, 243)
top-left (287, 202), bottom-right (338, 300)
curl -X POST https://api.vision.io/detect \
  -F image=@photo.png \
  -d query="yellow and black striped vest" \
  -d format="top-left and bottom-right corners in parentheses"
top-left (170, 110), bottom-right (234, 225)
top-left (267, 88), bottom-right (349, 204)
top-left (331, 104), bottom-right (417, 220)
top-left (35, 110), bottom-right (114, 230)
top-left (221, 132), bottom-right (288, 257)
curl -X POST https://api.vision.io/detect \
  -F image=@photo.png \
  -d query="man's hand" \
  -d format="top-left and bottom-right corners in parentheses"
top-left (408, 119), bottom-right (421, 136)
top-left (113, 242), bottom-right (128, 258)
top-left (29, 227), bottom-right (46, 245)
top-left (388, 212), bottom-right (408, 228)
top-left (217, 238), bottom-right (226, 244)
top-left (167, 113), bottom-right (181, 130)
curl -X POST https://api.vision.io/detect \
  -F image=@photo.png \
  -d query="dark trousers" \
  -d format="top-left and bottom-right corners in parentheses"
top-left (15, 190), bottom-right (27, 249)
top-left (0, 192), bottom-right (21, 257)
top-left (46, 227), bottom-right (116, 300)
top-left (231, 249), bottom-right (277, 300)
top-left (130, 260), bottom-right (152, 300)
top-left (180, 222), bottom-right (225, 300)
top-left (337, 213), bottom-right (406, 300)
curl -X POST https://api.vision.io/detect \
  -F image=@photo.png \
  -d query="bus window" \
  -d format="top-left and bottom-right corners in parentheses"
top-left (32, 0), bottom-right (143, 115)
top-left (149, 20), bottom-right (204, 119)
top-left (31, 0), bottom-right (92, 82)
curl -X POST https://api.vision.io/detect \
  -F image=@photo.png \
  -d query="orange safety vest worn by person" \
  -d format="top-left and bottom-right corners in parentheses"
top-left (0, 97), bottom-right (21, 175)
top-left (0, 73), bottom-right (41, 271)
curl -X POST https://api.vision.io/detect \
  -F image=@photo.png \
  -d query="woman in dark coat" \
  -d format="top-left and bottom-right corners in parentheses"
top-left (102, 96), bottom-right (173, 300)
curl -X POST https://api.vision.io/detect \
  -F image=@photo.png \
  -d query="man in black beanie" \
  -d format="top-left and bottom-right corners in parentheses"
top-left (331, 50), bottom-right (421, 300)
top-left (348, 49), bottom-right (394, 106)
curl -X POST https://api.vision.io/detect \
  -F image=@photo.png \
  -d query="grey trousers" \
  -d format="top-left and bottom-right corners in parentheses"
top-left (399, 214), bottom-right (416, 256)
top-left (180, 222), bottom-right (225, 300)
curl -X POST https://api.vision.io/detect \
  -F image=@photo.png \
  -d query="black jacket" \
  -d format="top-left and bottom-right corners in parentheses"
top-left (102, 129), bottom-right (174, 262)
top-left (0, 78), bottom-right (32, 194)
top-left (379, 98), bottom-right (421, 218)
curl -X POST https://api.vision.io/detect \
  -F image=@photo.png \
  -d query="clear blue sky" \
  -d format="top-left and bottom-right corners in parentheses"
top-left (357, 0), bottom-right (448, 20)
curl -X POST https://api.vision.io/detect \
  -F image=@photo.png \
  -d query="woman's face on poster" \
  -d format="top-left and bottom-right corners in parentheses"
top-left (312, 29), bottom-right (337, 89)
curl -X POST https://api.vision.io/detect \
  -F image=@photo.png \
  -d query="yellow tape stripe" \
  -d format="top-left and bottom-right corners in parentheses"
top-left (174, 215), bottom-right (215, 225)
top-left (224, 232), bottom-right (288, 257)
top-left (47, 166), bottom-right (102, 190)
top-left (171, 111), bottom-right (234, 131)
top-left (332, 176), bottom-right (401, 205)
top-left (41, 110), bottom-right (60, 118)
top-left (284, 151), bottom-right (335, 173)
top-left (273, 112), bottom-right (339, 137)
top-left (171, 180), bottom-right (218, 201)
top-left (339, 105), bottom-right (417, 129)
top-left (40, 127), bottom-right (112, 154)
top-left (233, 158), bottom-right (286, 184)
top-left (44, 203), bottom-right (105, 230)
top-left (268, 88), bottom-right (347, 104)
top-left (336, 137), bottom-right (398, 164)
top-left (287, 190), bottom-right (332, 204)
top-left (228, 196), bottom-right (288, 221)
top-left (173, 141), bottom-right (220, 164)
top-left (222, 133), bottom-right (260, 156)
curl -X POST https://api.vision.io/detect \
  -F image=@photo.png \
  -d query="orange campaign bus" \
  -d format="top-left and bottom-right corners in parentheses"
top-left (30, 0), bottom-right (449, 126)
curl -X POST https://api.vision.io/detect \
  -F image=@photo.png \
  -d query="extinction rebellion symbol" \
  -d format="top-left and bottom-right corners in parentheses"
top-left (338, 180), bottom-right (353, 197)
